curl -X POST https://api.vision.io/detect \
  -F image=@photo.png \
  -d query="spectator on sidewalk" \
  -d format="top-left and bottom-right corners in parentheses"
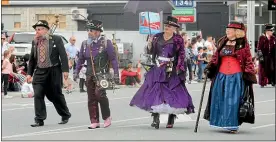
top-left (1, 50), bottom-right (13, 98)
top-left (79, 61), bottom-right (87, 93)
top-left (197, 47), bottom-right (204, 82)
top-left (120, 63), bottom-right (141, 86)
top-left (21, 81), bottom-right (34, 98)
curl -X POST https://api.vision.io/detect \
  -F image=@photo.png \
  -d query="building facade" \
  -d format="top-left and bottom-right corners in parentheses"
top-left (1, 7), bottom-right (78, 32)
top-left (2, 1), bottom-right (274, 40)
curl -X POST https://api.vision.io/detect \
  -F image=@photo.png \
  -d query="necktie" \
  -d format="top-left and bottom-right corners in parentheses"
top-left (39, 40), bottom-right (46, 62)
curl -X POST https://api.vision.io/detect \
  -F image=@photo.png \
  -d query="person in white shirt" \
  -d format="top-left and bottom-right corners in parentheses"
top-left (21, 82), bottom-right (34, 98)
top-left (195, 35), bottom-right (204, 49)
top-left (79, 61), bottom-right (87, 92)
top-left (204, 36), bottom-right (214, 55)
top-left (1, 34), bottom-right (9, 60)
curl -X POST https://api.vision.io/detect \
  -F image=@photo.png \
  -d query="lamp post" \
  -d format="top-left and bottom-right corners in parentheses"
top-left (247, 0), bottom-right (255, 56)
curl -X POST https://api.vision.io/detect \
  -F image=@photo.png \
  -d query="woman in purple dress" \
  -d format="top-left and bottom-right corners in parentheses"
top-left (130, 16), bottom-right (195, 129)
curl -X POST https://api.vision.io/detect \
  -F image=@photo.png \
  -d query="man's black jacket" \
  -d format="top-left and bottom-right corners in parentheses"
top-left (27, 35), bottom-right (69, 76)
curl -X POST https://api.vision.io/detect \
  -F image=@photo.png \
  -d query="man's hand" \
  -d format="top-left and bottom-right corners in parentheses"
top-left (63, 72), bottom-right (69, 80)
top-left (26, 75), bottom-right (32, 83)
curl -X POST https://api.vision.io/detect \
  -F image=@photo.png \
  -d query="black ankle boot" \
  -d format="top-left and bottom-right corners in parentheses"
top-left (166, 114), bottom-right (176, 128)
top-left (150, 113), bottom-right (160, 129)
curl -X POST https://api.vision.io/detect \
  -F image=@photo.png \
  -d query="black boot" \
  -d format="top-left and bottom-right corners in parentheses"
top-left (80, 89), bottom-right (86, 92)
top-left (150, 113), bottom-right (160, 129)
top-left (166, 114), bottom-right (176, 128)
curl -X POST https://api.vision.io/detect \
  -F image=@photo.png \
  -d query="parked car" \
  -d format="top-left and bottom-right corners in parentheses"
top-left (8, 32), bottom-right (68, 59)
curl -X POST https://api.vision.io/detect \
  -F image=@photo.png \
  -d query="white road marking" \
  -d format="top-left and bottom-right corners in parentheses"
top-left (2, 118), bottom-right (202, 139)
top-left (251, 124), bottom-right (275, 129)
top-left (255, 99), bottom-right (275, 104)
top-left (2, 116), bottom-right (150, 139)
top-left (256, 113), bottom-right (275, 116)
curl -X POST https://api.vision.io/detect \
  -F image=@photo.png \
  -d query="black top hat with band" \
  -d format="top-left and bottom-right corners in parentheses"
top-left (86, 20), bottom-right (103, 32)
top-left (32, 20), bottom-right (50, 30)
top-left (264, 23), bottom-right (274, 31)
top-left (164, 16), bottom-right (180, 28)
top-left (227, 21), bottom-right (245, 31)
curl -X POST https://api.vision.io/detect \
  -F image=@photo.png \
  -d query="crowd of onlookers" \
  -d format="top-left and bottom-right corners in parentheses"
top-left (181, 33), bottom-right (217, 84)
top-left (2, 33), bottom-right (32, 98)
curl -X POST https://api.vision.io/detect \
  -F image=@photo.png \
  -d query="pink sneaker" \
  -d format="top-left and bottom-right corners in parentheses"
top-left (103, 117), bottom-right (112, 128)
top-left (88, 123), bottom-right (100, 129)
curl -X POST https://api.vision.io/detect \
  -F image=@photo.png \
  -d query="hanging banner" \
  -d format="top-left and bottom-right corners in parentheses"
top-left (139, 12), bottom-right (161, 35)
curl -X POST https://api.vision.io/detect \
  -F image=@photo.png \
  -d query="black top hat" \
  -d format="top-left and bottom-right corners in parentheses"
top-left (227, 21), bottom-right (245, 31)
top-left (86, 20), bottom-right (103, 32)
top-left (264, 23), bottom-right (274, 31)
top-left (32, 20), bottom-right (50, 30)
top-left (164, 16), bottom-right (180, 28)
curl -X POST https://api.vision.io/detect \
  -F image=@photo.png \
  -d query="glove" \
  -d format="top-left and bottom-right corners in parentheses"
top-left (114, 74), bottom-right (120, 85)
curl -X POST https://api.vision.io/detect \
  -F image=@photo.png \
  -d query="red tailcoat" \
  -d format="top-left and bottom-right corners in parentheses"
top-left (257, 35), bottom-right (276, 86)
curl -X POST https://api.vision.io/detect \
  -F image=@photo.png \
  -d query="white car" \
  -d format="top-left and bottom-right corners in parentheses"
top-left (8, 32), bottom-right (68, 59)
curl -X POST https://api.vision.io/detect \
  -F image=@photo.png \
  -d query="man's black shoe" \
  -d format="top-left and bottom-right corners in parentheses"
top-left (30, 122), bottom-right (44, 127)
top-left (58, 119), bottom-right (69, 124)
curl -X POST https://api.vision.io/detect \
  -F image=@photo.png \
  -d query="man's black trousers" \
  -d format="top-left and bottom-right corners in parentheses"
top-left (32, 66), bottom-right (71, 123)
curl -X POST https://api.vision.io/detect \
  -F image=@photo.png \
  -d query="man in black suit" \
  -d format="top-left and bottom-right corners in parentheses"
top-left (27, 20), bottom-right (71, 127)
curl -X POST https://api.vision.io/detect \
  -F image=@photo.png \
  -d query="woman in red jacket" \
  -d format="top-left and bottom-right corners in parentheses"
top-left (203, 21), bottom-right (257, 133)
top-left (257, 24), bottom-right (275, 87)
top-left (121, 63), bottom-right (141, 86)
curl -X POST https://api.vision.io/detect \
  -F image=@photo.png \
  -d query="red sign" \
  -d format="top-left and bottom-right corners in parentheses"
top-left (174, 16), bottom-right (195, 23)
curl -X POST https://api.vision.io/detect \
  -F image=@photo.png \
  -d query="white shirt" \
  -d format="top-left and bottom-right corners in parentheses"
top-left (21, 82), bottom-right (34, 94)
top-left (79, 66), bottom-right (87, 80)
top-left (204, 41), bottom-right (212, 48)
top-left (1, 41), bottom-right (9, 59)
top-left (195, 42), bottom-right (204, 49)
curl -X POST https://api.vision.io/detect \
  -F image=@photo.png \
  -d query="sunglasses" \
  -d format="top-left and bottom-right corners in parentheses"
top-left (1, 38), bottom-right (6, 40)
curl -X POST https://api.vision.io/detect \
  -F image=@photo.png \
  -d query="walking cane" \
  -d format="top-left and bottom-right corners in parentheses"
top-left (194, 71), bottom-right (209, 133)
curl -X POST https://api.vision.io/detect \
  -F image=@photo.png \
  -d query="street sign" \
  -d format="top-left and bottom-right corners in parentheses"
top-left (172, 8), bottom-right (195, 15)
top-left (172, 0), bottom-right (195, 7)
top-left (174, 16), bottom-right (195, 23)
top-left (182, 31), bottom-right (201, 38)
top-left (2, 0), bottom-right (9, 5)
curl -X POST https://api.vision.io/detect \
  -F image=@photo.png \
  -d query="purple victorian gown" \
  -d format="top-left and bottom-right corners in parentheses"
top-left (130, 33), bottom-right (195, 114)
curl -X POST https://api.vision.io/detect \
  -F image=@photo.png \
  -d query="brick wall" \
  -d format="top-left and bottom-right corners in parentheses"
top-left (2, 7), bottom-right (78, 32)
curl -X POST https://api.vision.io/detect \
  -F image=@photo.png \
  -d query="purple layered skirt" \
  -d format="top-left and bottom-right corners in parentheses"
top-left (129, 66), bottom-right (195, 114)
